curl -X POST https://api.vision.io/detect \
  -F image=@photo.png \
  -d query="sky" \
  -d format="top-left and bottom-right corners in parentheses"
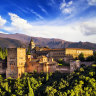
top-left (0, 0), bottom-right (96, 43)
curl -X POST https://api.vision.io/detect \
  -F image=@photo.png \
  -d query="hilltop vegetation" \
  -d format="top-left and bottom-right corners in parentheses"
top-left (0, 64), bottom-right (96, 96)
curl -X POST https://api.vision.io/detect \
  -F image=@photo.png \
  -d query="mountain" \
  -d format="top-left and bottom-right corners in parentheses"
top-left (0, 37), bottom-right (25, 48)
top-left (0, 33), bottom-right (96, 50)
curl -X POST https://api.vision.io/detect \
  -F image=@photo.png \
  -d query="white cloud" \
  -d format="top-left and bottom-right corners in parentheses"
top-left (62, 8), bottom-right (72, 14)
top-left (8, 13), bottom-right (32, 29)
top-left (60, 1), bottom-right (73, 14)
top-left (68, 1), bottom-right (73, 6)
top-left (80, 20), bottom-right (96, 35)
top-left (0, 31), bottom-right (4, 33)
top-left (87, 0), bottom-right (96, 5)
top-left (60, 2), bottom-right (66, 9)
top-left (3, 13), bottom-right (33, 34)
top-left (0, 31), bottom-right (8, 34)
top-left (0, 16), bottom-right (6, 28)
top-left (38, 5), bottom-right (48, 15)
top-left (26, 8), bottom-right (44, 20)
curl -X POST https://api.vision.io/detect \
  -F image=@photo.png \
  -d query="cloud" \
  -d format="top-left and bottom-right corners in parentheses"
top-left (0, 31), bottom-right (4, 33)
top-left (1, 13), bottom-right (96, 43)
top-left (60, 1), bottom-right (73, 14)
top-left (38, 5), bottom-right (48, 15)
top-left (87, 0), bottom-right (96, 5)
top-left (80, 20), bottom-right (96, 36)
top-left (51, 0), bottom-right (55, 4)
top-left (62, 8), bottom-right (72, 14)
top-left (48, 0), bottom-right (55, 6)
top-left (0, 31), bottom-right (9, 34)
top-left (68, 1), bottom-right (73, 6)
top-left (27, 8), bottom-right (44, 20)
top-left (3, 13), bottom-right (33, 34)
top-left (0, 16), bottom-right (6, 28)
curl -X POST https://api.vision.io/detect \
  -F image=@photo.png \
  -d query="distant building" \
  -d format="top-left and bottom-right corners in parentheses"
top-left (28, 39), bottom-right (93, 60)
top-left (29, 38), bottom-right (35, 53)
top-left (46, 48), bottom-right (93, 60)
top-left (6, 48), bottom-right (26, 79)
top-left (25, 55), bottom-right (58, 73)
top-left (48, 49), bottom-right (68, 61)
top-left (65, 48), bottom-right (93, 58)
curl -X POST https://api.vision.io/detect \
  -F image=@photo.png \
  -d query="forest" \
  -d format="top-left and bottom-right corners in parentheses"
top-left (0, 64), bottom-right (96, 96)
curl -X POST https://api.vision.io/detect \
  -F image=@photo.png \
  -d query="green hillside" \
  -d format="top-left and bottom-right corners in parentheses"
top-left (0, 64), bottom-right (96, 96)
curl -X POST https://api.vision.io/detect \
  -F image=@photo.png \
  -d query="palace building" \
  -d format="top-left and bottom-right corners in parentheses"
top-left (38, 48), bottom-right (93, 60)
top-left (25, 55), bottom-right (58, 73)
top-left (6, 48), bottom-right (26, 79)
top-left (65, 48), bottom-right (93, 58)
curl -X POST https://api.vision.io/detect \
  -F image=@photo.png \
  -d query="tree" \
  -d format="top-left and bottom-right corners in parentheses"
top-left (26, 48), bottom-right (31, 55)
top-left (46, 72), bottom-right (49, 81)
top-left (86, 56), bottom-right (94, 61)
top-left (93, 52), bottom-right (96, 63)
top-left (28, 78), bottom-right (34, 96)
top-left (78, 53), bottom-right (85, 61)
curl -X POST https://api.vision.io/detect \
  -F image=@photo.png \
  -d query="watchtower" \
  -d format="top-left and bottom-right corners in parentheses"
top-left (6, 48), bottom-right (26, 79)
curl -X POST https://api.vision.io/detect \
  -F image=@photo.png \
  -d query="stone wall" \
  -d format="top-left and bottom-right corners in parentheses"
top-left (70, 60), bottom-right (80, 73)
top-left (56, 66), bottom-right (70, 73)
top-left (56, 60), bottom-right (80, 73)
top-left (80, 61), bottom-right (94, 66)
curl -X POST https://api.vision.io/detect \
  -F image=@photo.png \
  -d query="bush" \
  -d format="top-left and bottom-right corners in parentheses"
top-left (78, 53), bottom-right (85, 61)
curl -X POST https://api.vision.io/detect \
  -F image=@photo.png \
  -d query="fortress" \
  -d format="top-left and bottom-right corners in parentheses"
top-left (0, 39), bottom-right (94, 79)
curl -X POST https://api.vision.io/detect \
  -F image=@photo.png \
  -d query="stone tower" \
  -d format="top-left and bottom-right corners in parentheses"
top-left (6, 48), bottom-right (26, 79)
top-left (29, 38), bottom-right (35, 50)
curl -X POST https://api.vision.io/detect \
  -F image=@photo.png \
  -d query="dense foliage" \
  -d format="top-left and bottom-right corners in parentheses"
top-left (78, 52), bottom-right (96, 62)
top-left (0, 47), bottom-right (7, 60)
top-left (94, 52), bottom-right (96, 63)
top-left (0, 64), bottom-right (96, 96)
top-left (78, 53), bottom-right (85, 61)
top-left (57, 59), bottom-right (70, 66)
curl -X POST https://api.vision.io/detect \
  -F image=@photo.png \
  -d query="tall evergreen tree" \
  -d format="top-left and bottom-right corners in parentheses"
top-left (28, 78), bottom-right (34, 96)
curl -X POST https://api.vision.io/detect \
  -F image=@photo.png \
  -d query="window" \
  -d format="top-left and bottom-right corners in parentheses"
top-left (19, 74), bottom-right (20, 76)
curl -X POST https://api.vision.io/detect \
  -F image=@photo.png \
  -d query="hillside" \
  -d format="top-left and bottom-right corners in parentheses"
top-left (0, 37), bottom-right (24, 48)
top-left (0, 33), bottom-right (96, 50)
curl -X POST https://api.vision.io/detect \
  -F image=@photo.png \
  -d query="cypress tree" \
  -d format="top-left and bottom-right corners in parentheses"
top-left (28, 78), bottom-right (34, 96)
top-left (46, 72), bottom-right (49, 81)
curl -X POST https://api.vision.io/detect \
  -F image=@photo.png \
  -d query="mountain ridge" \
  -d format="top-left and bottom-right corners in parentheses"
top-left (0, 33), bottom-right (96, 50)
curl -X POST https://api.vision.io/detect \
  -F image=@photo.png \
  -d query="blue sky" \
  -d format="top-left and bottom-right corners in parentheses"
top-left (0, 0), bottom-right (96, 43)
